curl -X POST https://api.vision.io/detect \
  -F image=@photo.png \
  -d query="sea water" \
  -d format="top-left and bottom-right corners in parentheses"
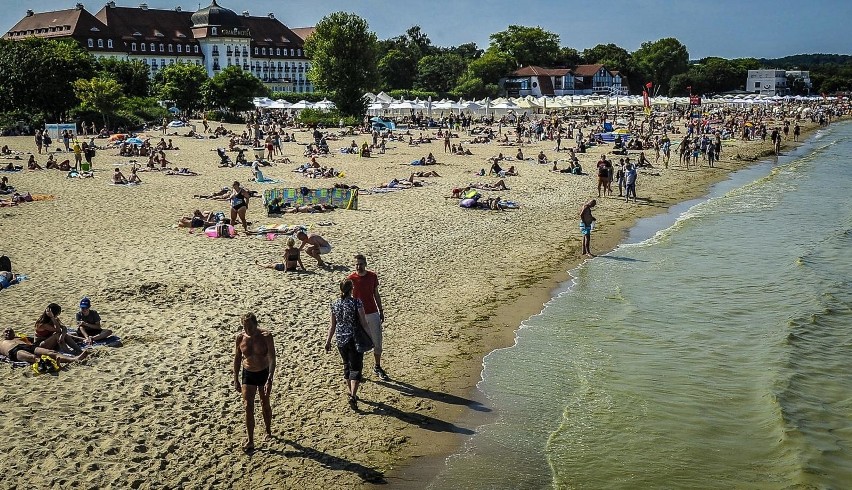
top-left (428, 121), bottom-right (852, 489)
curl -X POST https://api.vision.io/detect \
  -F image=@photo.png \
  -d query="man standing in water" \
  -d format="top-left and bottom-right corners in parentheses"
top-left (580, 199), bottom-right (597, 257)
top-left (348, 254), bottom-right (388, 381)
top-left (233, 312), bottom-right (275, 452)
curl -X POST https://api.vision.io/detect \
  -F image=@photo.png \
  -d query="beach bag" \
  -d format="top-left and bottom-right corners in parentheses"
top-left (0, 255), bottom-right (11, 273)
top-left (351, 302), bottom-right (374, 354)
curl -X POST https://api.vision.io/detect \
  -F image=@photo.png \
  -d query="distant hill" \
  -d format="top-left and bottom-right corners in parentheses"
top-left (759, 54), bottom-right (852, 68)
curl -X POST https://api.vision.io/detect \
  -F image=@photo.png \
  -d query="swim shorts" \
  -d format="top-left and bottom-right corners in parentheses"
top-left (318, 245), bottom-right (332, 255)
top-left (241, 367), bottom-right (269, 386)
top-left (580, 222), bottom-right (592, 236)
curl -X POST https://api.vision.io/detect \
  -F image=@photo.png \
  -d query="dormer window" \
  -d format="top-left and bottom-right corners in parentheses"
top-left (168, 44), bottom-right (173, 52)
top-left (159, 44), bottom-right (164, 52)
top-left (140, 43), bottom-right (145, 51)
top-left (211, 27), bottom-right (217, 36)
top-left (177, 33), bottom-right (186, 38)
top-left (177, 45), bottom-right (181, 53)
top-left (150, 43), bottom-right (155, 51)
top-left (90, 27), bottom-right (100, 32)
top-left (88, 39), bottom-right (94, 47)
top-left (107, 39), bottom-right (113, 48)
top-left (262, 48), bottom-right (266, 55)
top-left (194, 45), bottom-right (199, 53)
top-left (290, 49), bottom-right (294, 56)
top-left (297, 49), bottom-right (301, 56)
top-left (132, 31), bottom-right (142, 37)
top-left (131, 42), bottom-right (137, 51)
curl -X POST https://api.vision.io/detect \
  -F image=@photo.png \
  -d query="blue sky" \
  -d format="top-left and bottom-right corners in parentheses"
top-left (5, 0), bottom-right (850, 60)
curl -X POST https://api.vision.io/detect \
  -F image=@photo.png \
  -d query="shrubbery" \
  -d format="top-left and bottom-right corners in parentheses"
top-left (296, 108), bottom-right (358, 127)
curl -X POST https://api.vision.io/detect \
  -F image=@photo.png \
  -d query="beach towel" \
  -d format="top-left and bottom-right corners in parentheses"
top-left (255, 178), bottom-right (283, 184)
top-left (85, 335), bottom-right (122, 348)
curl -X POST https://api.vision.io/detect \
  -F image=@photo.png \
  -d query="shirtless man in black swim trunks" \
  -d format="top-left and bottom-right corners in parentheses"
top-left (233, 312), bottom-right (276, 452)
top-left (1, 328), bottom-right (89, 364)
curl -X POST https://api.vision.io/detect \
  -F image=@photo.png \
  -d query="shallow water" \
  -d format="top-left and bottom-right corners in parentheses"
top-left (428, 122), bottom-right (852, 489)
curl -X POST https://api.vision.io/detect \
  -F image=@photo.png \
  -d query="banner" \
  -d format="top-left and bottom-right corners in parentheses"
top-left (689, 95), bottom-right (702, 106)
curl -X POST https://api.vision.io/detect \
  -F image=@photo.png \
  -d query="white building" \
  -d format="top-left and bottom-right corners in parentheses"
top-left (746, 69), bottom-right (789, 96)
top-left (5, 1), bottom-right (315, 94)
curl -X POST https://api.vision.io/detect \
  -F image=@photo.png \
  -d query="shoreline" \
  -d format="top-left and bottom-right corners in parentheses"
top-left (0, 113), bottom-right (845, 489)
top-left (383, 118), bottom-right (842, 487)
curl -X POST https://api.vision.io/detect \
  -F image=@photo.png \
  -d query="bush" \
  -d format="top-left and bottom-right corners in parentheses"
top-left (206, 110), bottom-right (245, 124)
top-left (272, 91), bottom-right (332, 103)
top-left (386, 89), bottom-right (440, 101)
top-left (69, 97), bottom-right (168, 131)
top-left (297, 108), bottom-right (358, 127)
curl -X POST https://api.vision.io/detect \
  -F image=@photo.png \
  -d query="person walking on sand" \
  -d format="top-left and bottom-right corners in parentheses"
top-left (233, 312), bottom-right (275, 452)
top-left (325, 279), bottom-right (370, 411)
top-left (348, 254), bottom-right (388, 381)
top-left (580, 199), bottom-right (597, 257)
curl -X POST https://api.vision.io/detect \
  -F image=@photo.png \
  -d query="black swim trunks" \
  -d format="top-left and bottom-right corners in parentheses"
top-left (241, 367), bottom-right (269, 386)
top-left (8, 343), bottom-right (36, 362)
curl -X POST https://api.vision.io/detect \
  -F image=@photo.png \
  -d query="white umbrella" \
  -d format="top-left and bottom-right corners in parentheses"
top-left (289, 100), bottom-right (314, 110)
top-left (314, 98), bottom-right (336, 111)
top-left (268, 100), bottom-right (292, 109)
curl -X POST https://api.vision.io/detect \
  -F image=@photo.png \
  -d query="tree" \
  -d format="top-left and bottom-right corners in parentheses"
top-left (97, 58), bottom-right (151, 98)
top-left (414, 53), bottom-right (467, 93)
top-left (205, 66), bottom-right (267, 114)
top-left (154, 62), bottom-right (209, 113)
top-left (582, 43), bottom-right (637, 92)
top-left (444, 42), bottom-right (482, 60)
top-left (489, 25), bottom-right (560, 68)
top-left (633, 38), bottom-right (690, 94)
top-left (556, 47), bottom-right (582, 67)
top-left (0, 38), bottom-right (95, 120)
top-left (304, 12), bottom-right (378, 117)
top-left (377, 49), bottom-right (417, 90)
top-left (73, 76), bottom-right (124, 127)
top-left (467, 49), bottom-right (516, 84)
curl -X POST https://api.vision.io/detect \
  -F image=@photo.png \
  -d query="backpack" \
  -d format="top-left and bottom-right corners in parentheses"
top-left (0, 255), bottom-right (11, 273)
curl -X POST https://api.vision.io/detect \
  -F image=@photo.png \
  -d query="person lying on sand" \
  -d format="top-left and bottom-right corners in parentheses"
top-left (412, 170), bottom-right (440, 178)
top-left (165, 167), bottom-right (198, 176)
top-left (3, 162), bottom-right (22, 171)
top-left (470, 179), bottom-right (508, 191)
top-left (1, 327), bottom-right (89, 364)
top-left (178, 210), bottom-right (215, 228)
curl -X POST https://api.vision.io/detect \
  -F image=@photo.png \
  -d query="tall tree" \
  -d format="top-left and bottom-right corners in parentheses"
top-left (582, 43), bottom-right (637, 92)
top-left (633, 38), bottom-right (690, 94)
top-left (154, 62), bottom-right (209, 113)
top-left (414, 53), bottom-right (467, 93)
top-left (97, 58), bottom-right (151, 98)
top-left (73, 76), bottom-right (124, 127)
top-left (304, 12), bottom-right (378, 117)
top-left (556, 47), bottom-right (582, 67)
top-left (0, 38), bottom-right (94, 120)
top-left (205, 66), bottom-right (267, 114)
top-left (377, 49), bottom-right (417, 90)
top-left (467, 49), bottom-right (516, 83)
top-left (489, 25), bottom-right (560, 68)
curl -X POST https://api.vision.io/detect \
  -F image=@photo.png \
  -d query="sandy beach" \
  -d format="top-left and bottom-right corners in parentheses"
top-left (0, 113), bottom-right (833, 488)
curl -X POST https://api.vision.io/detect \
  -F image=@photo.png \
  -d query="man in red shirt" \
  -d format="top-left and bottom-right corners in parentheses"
top-left (348, 254), bottom-right (388, 380)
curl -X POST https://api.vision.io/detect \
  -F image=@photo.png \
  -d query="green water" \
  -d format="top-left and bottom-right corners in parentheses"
top-left (429, 122), bottom-right (852, 489)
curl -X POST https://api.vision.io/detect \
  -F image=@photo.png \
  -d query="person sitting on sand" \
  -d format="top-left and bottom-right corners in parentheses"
top-left (1, 327), bottom-right (89, 365)
top-left (73, 297), bottom-right (115, 345)
top-left (504, 165), bottom-right (518, 176)
top-left (489, 158), bottom-right (504, 176)
top-left (425, 152), bottom-right (437, 165)
top-left (113, 167), bottom-right (129, 185)
top-left (0, 270), bottom-right (20, 289)
top-left (127, 167), bottom-right (142, 184)
top-left (0, 145), bottom-right (10, 155)
top-left (178, 210), bottom-right (214, 228)
top-left (27, 155), bottom-right (43, 171)
top-left (33, 303), bottom-right (83, 354)
top-left (256, 236), bottom-right (306, 272)
top-left (537, 151), bottom-right (548, 165)
top-left (516, 148), bottom-right (525, 160)
top-left (296, 230), bottom-right (332, 268)
top-left (0, 177), bottom-right (14, 194)
top-left (250, 162), bottom-right (266, 182)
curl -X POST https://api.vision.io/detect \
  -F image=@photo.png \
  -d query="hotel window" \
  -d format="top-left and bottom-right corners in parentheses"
top-left (88, 39), bottom-right (94, 47)
top-left (132, 42), bottom-right (137, 51)
top-left (141, 43), bottom-right (145, 51)
top-left (212, 46), bottom-right (219, 55)
top-left (107, 40), bottom-right (113, 48)
top-left (262, 47), bottom-right (266, 55)
top-left (254, 47), bottom-right (259, 55)
top-left (150, 43), bottom-right (155, 51)
top-left (159, 44), bottom-right (164, 52)
top-left (177, 45), bottom-right (181, 53)
top-left (211, 27), bottom-right (217, 35)
top-left (194, 45), bottom-right (199, 53)
top-left (97, 39), bottom-right (103, 48)
top-left (297, 49), bottom-right (301, 56)
top-left (290, 49), bottom-right (294, 56)
top-left (161, 59), bottom-right (166, 66)
top-left (168, 44), bottom-right (173, 52)
top-left (276, 48), bottom-right (280, 56)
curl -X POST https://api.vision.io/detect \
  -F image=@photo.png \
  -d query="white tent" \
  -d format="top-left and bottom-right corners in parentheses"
top-left (375, 91), bottom-right (394, 103)
top-left (268, 100), bottom-right (292, 109)
top-left (253, 97), bottom-right (274, 108)
top-left (313, 99), bottom-right (336, 111)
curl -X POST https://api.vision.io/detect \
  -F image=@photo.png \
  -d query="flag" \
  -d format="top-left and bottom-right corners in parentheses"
top-left (645, 82), bottom-right (653, 90)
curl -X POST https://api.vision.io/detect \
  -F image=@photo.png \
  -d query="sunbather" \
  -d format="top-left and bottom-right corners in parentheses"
top-left (471, 179), bottom-right (508, 191)
top-left (27, 155), bottom-right (43, 170)
top-left (178, 210), bottom-right (214, 228)
top-left (256, 237), bottom-right (306, 272)
top-left (112, 167), bottom-right (129, 185)
top-left (1, 327), bottom-right (89, 364)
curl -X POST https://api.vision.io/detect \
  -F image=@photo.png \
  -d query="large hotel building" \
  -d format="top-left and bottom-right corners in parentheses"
top-left (4, 0), bottom-right (315, 93)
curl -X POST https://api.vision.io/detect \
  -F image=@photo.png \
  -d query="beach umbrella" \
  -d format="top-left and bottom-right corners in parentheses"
top-left (314, 99), bottom-right (336, 111)
top-left (289, 100), bottom-right (314, 110)
top-left (125, 137), bottom-right (144, 145)
top-left (268, 100), bottom-right (292, 109)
